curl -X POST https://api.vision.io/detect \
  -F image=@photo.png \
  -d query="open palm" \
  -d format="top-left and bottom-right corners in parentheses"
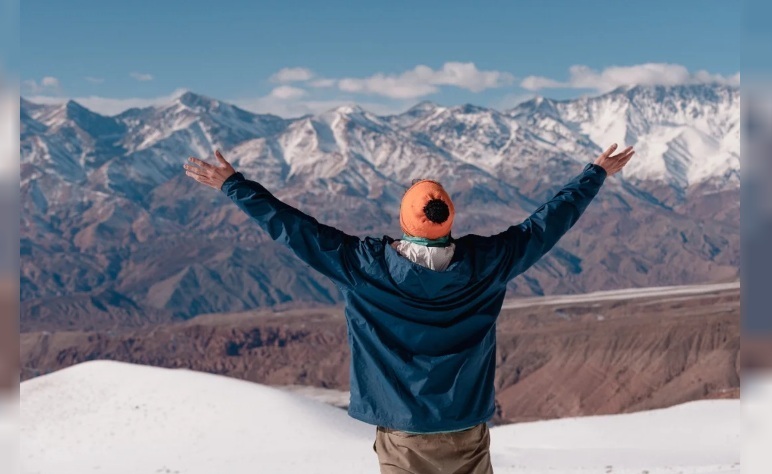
top-left (594, 143), bottom-right (635, 176)
top-left (183, 149), bottom-right (236, 190)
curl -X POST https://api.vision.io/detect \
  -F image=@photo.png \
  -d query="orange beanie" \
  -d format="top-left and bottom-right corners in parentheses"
top-left (399, 179), bottom-right (455, 239)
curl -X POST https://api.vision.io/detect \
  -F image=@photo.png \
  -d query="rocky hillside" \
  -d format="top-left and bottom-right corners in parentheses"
top-left (20, 283), bottom-right (740, 423)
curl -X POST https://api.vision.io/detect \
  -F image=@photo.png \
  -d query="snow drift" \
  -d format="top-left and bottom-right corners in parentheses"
top-left (21, 361), bottom-right (739, 473)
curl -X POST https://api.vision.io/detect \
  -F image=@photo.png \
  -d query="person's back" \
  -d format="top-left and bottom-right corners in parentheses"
top-left (344, 233), bottom-right (506, 432)
top-left (184, 143), bottom-right (635, 474)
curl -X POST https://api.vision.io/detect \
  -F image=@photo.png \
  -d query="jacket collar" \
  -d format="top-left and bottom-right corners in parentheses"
top-left (400, 233), bottom-right (452, 248)
top-left (382, 236), bottom-right (472, 299)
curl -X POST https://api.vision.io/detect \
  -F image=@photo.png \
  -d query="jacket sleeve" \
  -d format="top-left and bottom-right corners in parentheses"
top-left (492, 163), bottom-right (607, 283)
top-left (220, 172), bottom-right (362, 287)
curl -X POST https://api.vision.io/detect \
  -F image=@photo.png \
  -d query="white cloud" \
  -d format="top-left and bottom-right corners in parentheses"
top-left (310, 78), bottom-right (336, 88)
top-left (270, 67), bottom-right (314, 83)
top-left (263, 62), bottom-right (514, 101)
top-left (41, 76), bottom-right (59, 87)
top-left (24, 88), bottom-right (190, 116)
top-left (268, 85), bottom-right (307, 100)
top-left (130, 72), bottom-right (154, 82)
top-left (520, 76), bottom-right (563, 91)
top-left (521, 63), bottom-right (741, 92)
top-left (335, 62), bottom-right (515, 99)
top-left (22, 76), bottom-right (60, 94)
top-left (84, 76), bottom-right (105, 84)
top-left (338, 75), bottom-right (437, 100)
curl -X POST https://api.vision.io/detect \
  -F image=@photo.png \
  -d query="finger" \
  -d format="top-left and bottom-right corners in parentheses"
top-left (215, 149), bottom-right (229, 166)
top-left (185, 170), bottom-right (211, 181)
top-left (184, 161), bottom-right (206, 171)
top-left (184, 165), bottom-right (209, 177)
top-left (600, 143), bottom-right (618, 159)
top-left (620, 149), bottom-right (635, 162)
top-left (609, 146), bottom-right (634, 159)
top-left (620, 150), bottom-right (635, 163)
top-left (613, 152), bottom-right (635, 171)
top-left (188, 156), bottom-right (213, 169)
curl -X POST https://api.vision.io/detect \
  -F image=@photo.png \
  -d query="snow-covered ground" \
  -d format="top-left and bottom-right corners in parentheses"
top-left (490, 401), bottom-right (739, 473)
top-left (278, 384), bottom-right (351, 409)
top-left (21, 361), bottom-right (740, 474)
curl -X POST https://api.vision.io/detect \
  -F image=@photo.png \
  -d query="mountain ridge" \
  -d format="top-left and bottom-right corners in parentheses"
top-left (20, 84), bottom-right (740, 329)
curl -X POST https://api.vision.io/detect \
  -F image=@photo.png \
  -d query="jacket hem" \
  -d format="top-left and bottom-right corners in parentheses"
top-left (346, 407), bottom-right (495, 433)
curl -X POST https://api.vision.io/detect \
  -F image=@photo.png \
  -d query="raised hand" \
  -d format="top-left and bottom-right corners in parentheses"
top-left (594, 143), bottom-right (635, 176)
top-left (183, 149), bottom-right (237, 190)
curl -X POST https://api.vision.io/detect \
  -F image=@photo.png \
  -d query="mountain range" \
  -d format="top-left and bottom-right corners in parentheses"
top-left (20, 83), bottom-right (740, 330)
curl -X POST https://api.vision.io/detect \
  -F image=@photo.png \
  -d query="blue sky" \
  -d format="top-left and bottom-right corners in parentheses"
top-left (21, 0), bottom-right (740, 117)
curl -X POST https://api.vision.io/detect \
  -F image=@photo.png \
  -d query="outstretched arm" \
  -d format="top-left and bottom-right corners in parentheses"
top-left (183, 150), bottom-right (361, 287)
top-left (493, 143), bottom-right (635, 283)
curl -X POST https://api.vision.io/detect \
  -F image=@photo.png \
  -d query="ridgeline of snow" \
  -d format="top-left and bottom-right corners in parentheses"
top-left (511, 85), bottom-right (740, 188)
top-left (21, 361), bottom-right (374, 474)
top-left (21, 84), bottom-right (739, 195)
top-left (21, 361), bottom-right (740, 474)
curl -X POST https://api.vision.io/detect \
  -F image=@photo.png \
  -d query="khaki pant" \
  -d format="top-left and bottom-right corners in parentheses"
top-left (372, 423), bottom-right (494, 474)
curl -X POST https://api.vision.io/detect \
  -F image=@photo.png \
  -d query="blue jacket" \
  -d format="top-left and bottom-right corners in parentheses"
top-left (221, 163), bottom-right (607, 432)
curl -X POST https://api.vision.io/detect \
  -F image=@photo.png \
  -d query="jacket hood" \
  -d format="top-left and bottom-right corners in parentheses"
top-left (382, 237), bottom-right (472, 300)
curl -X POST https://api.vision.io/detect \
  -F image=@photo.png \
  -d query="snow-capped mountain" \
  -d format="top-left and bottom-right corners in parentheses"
top-left (510, 84), bottom-right (740, 189)
top-left (20, 84), bottom-right (740, 330)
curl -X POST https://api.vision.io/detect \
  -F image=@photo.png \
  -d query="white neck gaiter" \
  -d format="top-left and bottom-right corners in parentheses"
top-left (390, 240), bottom-right (456, 271)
